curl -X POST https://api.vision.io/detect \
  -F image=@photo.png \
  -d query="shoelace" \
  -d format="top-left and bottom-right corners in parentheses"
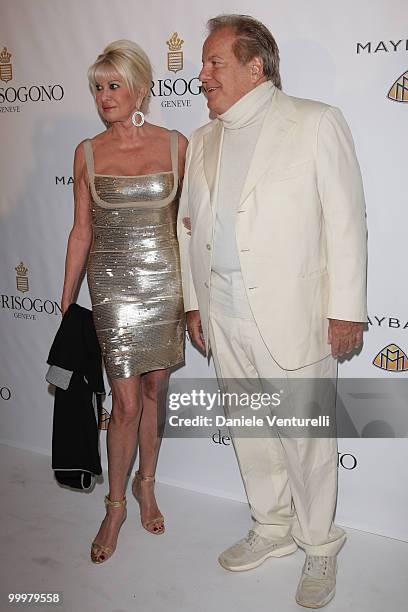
top-left (244, 529), bottom-right (260, 547)
top-left (305, 555), bottom-right (330, 578)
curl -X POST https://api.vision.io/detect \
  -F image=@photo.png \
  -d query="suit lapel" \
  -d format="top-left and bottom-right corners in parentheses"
top-left (203, 120), bottom-right (223, 208)
top-left (239, 89), bottom-right (297, 206)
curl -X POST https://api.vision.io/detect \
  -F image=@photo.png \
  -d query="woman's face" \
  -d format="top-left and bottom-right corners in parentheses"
top-left (94, 72), bottom-right (143, 124)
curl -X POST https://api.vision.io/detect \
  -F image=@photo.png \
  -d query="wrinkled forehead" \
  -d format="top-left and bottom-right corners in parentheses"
top-left (202, 27), bottom-right (237, 60)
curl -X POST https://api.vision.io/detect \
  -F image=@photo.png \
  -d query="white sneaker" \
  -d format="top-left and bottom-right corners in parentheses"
top-left (218, 529), bottom-right (297, 572)
top-left (296, 555), bottom-right (337, 608)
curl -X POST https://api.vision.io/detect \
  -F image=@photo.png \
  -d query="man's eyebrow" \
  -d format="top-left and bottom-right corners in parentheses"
top-left (203, 54), bottom-right (224, 62)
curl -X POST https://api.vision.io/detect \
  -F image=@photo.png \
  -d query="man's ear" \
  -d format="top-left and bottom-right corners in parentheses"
top-left (249, 56), bottom-right (264, 83)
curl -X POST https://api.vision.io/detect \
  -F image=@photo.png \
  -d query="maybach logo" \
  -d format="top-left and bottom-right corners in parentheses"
top-left (15, 261), bottom-right (29, 293)
top-left (356, 39), bottom-right (408, 54)
top-left (0, 47), bottom-right (12, 83)
top-left (368, 315), bottom-right (408, 329)
top-left (55, 176), bottom-right (73, 186)
top-left (388, 71), bottom-right (408, 102)
top-left (166, 32), bottom-right (184, 73)
top-left (373, 344), bottom-right (408, 372)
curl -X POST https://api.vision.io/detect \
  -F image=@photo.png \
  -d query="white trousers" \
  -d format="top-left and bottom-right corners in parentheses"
top-left (209, 270), bottom-right (346, 556)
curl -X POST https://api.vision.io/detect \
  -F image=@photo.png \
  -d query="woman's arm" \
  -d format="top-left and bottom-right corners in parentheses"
top-left (60, 142), bottom-right (93, 315)
top-left (177, 131), bottom-right (188, 181)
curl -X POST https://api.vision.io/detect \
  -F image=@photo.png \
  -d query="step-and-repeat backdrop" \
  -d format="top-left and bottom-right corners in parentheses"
top-left (1, 0), bottom-right (407, 541)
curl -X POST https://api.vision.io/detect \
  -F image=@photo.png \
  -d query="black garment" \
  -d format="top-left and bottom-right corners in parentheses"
top-left (47, 304), bottom-right (104, 490)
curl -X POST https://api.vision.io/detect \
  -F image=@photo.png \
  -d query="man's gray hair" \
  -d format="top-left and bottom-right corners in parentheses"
top-left (207, 14), bottom-right (282, 90)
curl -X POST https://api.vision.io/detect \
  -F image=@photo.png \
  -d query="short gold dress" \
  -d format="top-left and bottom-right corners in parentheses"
top-left (83, 131), bottom-right (185, 379)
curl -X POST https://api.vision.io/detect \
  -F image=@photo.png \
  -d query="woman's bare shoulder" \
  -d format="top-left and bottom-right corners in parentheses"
top-left (74, 130), bottom-right (104, 156)
top-left (88, 130), bottom-right (111, 151)
top-left (73, 130), bottom-right (105, 177)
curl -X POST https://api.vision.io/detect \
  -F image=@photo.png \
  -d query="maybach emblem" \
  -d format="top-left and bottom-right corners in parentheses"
top-left (373, 344), bottom-right (408, 372)
top-left (388, 71), bottom-right (408, 102)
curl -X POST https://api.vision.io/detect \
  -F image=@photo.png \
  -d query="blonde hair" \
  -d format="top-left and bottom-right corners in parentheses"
top-left (88, 39), bottom-right (152, 113)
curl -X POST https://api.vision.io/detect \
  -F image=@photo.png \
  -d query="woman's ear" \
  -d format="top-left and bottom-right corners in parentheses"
top-left (135, 87), bottom-right (148, 111)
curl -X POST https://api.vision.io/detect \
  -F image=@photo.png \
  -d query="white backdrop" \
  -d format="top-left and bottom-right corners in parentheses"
top-left (1, 0), bottom-right (407, 541)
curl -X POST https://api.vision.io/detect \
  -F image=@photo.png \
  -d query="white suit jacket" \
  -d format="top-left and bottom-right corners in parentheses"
top-left (177, 87), bottom-right (367, 370)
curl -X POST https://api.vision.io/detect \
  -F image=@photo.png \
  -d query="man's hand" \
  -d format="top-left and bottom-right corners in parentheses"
top-left (183, 216), bottom-right (191, 235)
top-left (328, 319), bottom-right (364, 358)
top-left (186, 310), bottom-right (205, 353)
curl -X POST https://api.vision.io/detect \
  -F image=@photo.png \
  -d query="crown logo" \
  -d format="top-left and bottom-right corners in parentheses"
top-left (166, 32), bottom-right (184, 73)
top-left (166, 32), bottom-right (184, 52)
top-left (0, 47), bottom-right (11, 63)
top-left (387, 71), bottom-right (408, 103)
top-left (373, 343), bottom-right (408, 372)
top-left (15, 262), bottom-right (28, 276)
top-left (0, 46), bottom-right (12, 83)
top-left (15, 261), bottom-right (29, 293)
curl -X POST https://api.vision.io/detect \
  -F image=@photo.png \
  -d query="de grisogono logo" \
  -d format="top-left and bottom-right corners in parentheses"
top-left (150, 32), bottom-right (202, 109)
top-left (0, 262), bottom-right (61, 320)
top-left (373, 344), bottom-right (408, 373)
top-left (0, 46), bottom-right (12, 82)
top-left (388, 71), bottom-right (408, 103)
top-left (166, 32), bottom-right (184, 73)
top-left (0, 386), bottom-right (12, 401)
top-left (15, 261), bottom-right (29, 293)
top-left (338, 453), bottom-right (357, 470)
top-left (0, 46), bottom-right (65, 114)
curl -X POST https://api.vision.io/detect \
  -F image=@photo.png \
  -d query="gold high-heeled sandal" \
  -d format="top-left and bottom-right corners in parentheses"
top-left (90, 495), bottom-right (127, 564)
top-left (132, 471), bottom-right (165, 535)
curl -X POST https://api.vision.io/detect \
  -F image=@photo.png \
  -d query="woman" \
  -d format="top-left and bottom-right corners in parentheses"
top-left (61, 40), bottom-right (187, 564)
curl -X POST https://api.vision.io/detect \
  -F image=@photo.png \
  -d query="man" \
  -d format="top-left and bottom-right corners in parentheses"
top-left (177, 14), bottom-right (367, 609)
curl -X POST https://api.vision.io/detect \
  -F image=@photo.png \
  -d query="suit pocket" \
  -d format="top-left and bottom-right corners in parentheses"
top-left (265, 160), bottom-right (312, 183)
top-left (299, 268), bottom-right (328, 280)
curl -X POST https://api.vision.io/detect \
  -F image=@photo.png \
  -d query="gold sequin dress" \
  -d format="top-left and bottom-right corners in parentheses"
top-left (83, 131), bottom-right (185, 379)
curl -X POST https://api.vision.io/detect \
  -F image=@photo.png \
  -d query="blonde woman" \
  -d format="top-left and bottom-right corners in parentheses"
top-left (61, 40), bottom-right (187, 563)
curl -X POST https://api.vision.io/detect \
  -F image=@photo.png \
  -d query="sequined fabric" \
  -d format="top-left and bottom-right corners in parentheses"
top-left (87, 171), bottom-right (185, 379)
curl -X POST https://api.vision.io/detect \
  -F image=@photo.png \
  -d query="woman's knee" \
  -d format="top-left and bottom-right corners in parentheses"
top-left (111, 397), bottom-right (141, 425)
top-left (142, 371), bottom-right (169, 403)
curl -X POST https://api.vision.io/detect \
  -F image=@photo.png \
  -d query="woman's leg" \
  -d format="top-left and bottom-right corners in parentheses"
top-left (133, 368), bottom-right (169, 531)
top-left (92, 375), bottom-right (142, 561)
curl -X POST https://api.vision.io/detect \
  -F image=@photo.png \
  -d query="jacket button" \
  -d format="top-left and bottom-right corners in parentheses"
top-left (204, 281), bottom-right (209, 288)
top-left (206, 243), bottom-right (211, 250)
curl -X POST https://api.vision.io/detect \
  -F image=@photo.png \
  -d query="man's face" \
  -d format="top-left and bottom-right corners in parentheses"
top-left (199, 27), bottom-right (262, 115)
